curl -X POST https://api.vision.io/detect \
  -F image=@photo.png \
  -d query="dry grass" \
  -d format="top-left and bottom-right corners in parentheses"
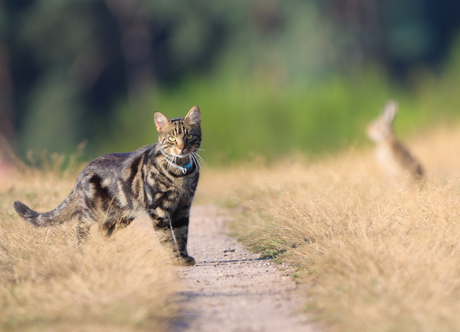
top-left (196, 125), bottom-right (460, 332)
top-left (0, 164), bottom-right (182, 332)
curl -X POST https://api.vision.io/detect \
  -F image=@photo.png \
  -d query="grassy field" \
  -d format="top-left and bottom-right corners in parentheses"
top-left (3, 122), bottom-right (460, 331)
top-left (0, 163), bottom-right (182, 332)
top-left (196, 125), bottom-right (460, 332)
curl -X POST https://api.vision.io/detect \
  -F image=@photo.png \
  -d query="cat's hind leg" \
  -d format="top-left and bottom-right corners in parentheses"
top-left (76, 221), bottom-right (91, 244)
top-left (76, 209), bottom-right (97, 244)
top-left (100, 217), bottom-right (134, 237)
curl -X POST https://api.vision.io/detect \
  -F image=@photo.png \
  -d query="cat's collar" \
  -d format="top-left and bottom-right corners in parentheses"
top-left (163, 155), bottom-right (193, 174)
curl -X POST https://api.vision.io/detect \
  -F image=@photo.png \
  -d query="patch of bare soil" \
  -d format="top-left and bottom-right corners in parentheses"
top-left (173, 205), bottom-right (317, 332)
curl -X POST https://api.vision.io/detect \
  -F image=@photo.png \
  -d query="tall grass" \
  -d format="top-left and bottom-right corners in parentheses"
top-left (0, 163), bottom-right (182, 332)
top-left (196, 126), bottom-right (460, 331)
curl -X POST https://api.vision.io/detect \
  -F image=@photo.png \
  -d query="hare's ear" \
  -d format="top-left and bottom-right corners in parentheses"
top-left (154, 112), bottom-right (171, 133)
top-left (382, 101), bottom-right (398, 124)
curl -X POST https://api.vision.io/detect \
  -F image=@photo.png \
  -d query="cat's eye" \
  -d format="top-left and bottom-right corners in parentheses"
top-left (186, 134), bottom-right (194, 140)
top-left (168, 136), bottom-right (176, 142)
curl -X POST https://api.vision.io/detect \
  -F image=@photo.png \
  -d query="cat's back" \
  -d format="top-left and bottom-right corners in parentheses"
top-left (77, 145), bottom-right (156, 182)
top-left (85, 145), bottom-right (154, 169)
top-left (86, 152), bottom-right (132, 170)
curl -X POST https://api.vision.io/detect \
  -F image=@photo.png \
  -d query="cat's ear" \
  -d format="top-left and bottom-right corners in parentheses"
top-left (185, 106), bottom-right (201, 125)
top-left (154, 112), bottom-right (171, 132)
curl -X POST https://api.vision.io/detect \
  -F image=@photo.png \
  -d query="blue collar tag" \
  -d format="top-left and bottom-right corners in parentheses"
top-left (165, 158), bottom-right (193, 174)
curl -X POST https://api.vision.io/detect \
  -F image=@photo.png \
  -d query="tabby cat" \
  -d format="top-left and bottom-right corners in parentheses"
top-left (14, 106), bottom-right (202, 266)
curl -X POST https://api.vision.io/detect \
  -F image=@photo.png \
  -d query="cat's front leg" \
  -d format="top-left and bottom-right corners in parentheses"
top-left (170, 209), bottom-right (195, 266)
top-left (149, 209), bottom-right (195, 266)
top-left (149, 211), bottom-right (177, 253)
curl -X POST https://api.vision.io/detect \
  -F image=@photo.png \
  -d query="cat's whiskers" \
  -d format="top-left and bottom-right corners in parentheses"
top-left (191, 151), bottom-right (205, 169)
top-left (165, 156), bottom-right (173, 172)
top-left (161, 148), bottom-right (197, 174)
top-left (161, 150), bottom-right (175, 172)
top-left (196, 149), bottom-right (209, 164)
top-left (190, 153), bottom-right (199, 170)
top-left (197, 151), bottom-right (206, 166)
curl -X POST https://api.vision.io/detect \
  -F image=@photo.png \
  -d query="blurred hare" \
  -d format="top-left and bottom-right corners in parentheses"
top-left (366, 101), bottom-right (424, 186)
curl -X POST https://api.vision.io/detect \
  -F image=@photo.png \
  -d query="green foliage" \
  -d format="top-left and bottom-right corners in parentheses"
top-left (5, 0), bottom-right (460, 162)
top-left (99, 54), bottom-right (460, 164)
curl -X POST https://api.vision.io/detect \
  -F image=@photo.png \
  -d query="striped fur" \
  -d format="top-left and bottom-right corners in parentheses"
top-left (14, 106), bottom-right (202, 266)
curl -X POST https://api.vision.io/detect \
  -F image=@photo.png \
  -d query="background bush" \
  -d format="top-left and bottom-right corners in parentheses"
top-left (2, 0), bottom-right (460, 163)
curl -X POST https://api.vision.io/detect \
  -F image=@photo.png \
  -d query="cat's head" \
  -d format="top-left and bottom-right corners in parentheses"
top-left (154, 106), bottom-right (202, 158)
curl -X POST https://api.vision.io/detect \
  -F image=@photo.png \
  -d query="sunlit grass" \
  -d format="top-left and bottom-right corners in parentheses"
top-left (4, 120), bottom-right (460, 331)
top-left (0, 163), bottom-right (182, 332)
top-left (196, 125), bottom-right (460, 332)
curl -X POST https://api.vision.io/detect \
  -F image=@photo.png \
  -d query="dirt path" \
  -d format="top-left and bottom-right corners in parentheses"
top-left (173, 205), bottom-right (317, 332)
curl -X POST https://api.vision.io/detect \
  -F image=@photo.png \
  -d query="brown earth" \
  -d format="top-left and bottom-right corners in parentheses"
top-left (172, 205), bottom-right (318, 332)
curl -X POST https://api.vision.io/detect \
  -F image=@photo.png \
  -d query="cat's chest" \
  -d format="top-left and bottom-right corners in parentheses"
top-left (169, 175), bottom-right (192, 193)
top-left (146, 169), bottom-right (195, 196)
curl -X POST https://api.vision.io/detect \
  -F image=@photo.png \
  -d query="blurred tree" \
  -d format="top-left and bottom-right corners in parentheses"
top-left (2, 0), bottom-right (460, 159)
top-left (0, 33), bottom-right (14, 144)
top-left (105, 0), bottom-right (154, 98)
top-left (0, 0), bottom-right (16, 173)
top-left (325, 0), bottom-right (381, 72)
top-left (7, 0), bottom-right (128, 154)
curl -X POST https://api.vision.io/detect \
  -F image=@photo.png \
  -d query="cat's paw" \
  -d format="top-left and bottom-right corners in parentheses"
top-left (175, 255), bottom-right (196, 266)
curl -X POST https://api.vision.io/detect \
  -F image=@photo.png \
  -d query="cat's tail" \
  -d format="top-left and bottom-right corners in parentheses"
top-left (14, 190), bottom-right (80, 227)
